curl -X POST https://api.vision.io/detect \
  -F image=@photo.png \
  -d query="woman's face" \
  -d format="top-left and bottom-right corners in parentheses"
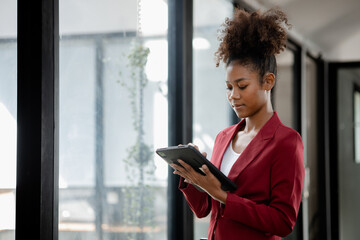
top-left (225, 62), bottom-right (269, 119)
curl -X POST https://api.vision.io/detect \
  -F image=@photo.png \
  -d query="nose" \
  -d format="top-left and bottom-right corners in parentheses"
top-left (229, 88), bottom-right (240, 99)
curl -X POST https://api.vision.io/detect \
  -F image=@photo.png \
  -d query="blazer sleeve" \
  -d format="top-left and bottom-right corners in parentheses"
top-left (178, 131), bottom-right (226, 218)
top-left (220, 132), bottom-right (305, 237)
top-left (179, 177), bottom-right (212, 218)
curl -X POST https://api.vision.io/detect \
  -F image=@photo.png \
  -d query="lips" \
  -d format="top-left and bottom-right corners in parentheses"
top-left (232, 104), bottom-right (245, 110)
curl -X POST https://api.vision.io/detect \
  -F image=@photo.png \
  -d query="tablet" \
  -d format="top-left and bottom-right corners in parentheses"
top-left (156, 145), bottom-right (237, 192)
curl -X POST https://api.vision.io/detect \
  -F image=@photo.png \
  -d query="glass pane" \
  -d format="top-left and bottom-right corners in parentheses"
top-left (337, 67), bottom-right (360, 240)
top-left (305, 56), bottom-right (320, 239)
top-left (355, 88), bottom-right (360, 163)
top-left (274, 49), bottom-right (297, 240)
top-left (193, 0), bottom-right (233, 239)
top-left (59, 1), bottom-right (168, 239)
top-left (0, 0), bottom-right (17, 239)
top-left (274, 49), bottom-right (295, 128)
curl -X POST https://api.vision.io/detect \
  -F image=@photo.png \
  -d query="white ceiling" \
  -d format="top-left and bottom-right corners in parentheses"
top-left (240, 0), bottom-right (360, 61)
top-left (1, 0), bottom-right (359, 61)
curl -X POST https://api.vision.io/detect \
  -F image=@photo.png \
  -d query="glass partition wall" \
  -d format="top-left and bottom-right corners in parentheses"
top-left (0, 1), bottom-right (17, 239)
top-left (192, 0), bottom-right (233, 239)
top-left (274, 49), bottom-right (296, 129)
top-left (59, 1), bottom-right (168, 239)
top-left (273, 48), bottom-right (300, 240)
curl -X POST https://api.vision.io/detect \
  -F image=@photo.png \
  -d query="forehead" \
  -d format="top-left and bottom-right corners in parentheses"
top-left (225, 62), bottom-right (259, 82)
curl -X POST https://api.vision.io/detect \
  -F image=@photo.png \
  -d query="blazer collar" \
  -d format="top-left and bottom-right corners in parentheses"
top-left (215, 111), bottom-right (281, 183)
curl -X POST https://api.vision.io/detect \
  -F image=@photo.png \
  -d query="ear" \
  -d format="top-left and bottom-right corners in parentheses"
top-left (263, 73), bottom-right (275, 91)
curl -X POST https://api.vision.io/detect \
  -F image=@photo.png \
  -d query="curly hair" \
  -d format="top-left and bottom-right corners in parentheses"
top-left (215, 8), bottom-right (291, 79)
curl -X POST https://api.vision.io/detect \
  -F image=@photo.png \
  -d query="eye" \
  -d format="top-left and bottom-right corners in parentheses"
top-left (226, 84), bottom-right (232, 90)
top-left (238, 85), bottom-right (248, 90)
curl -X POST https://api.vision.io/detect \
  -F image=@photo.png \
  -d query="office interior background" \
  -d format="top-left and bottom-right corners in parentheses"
top-left (0, 0), bottom-right (359, 239)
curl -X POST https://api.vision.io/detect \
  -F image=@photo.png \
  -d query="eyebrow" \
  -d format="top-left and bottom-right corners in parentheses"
top-left (225, 78), bottom-right (249, 83)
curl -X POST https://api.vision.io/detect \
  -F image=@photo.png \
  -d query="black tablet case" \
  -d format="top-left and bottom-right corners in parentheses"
top-left (156, 145), bottom-right (237, 191)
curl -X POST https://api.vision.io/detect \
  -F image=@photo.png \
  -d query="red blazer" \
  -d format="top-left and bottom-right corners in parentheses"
top-left (179, 112), bottom-right (304, 240)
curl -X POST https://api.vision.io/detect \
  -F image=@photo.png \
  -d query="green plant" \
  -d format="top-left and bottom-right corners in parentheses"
top-left (118, 40), bottom-right (156, 240)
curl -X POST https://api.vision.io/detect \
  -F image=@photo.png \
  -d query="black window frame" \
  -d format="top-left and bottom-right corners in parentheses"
top-left (16, 0), bottom-right (59, 239)
top-left (167, 0), bottom-right (194, 239)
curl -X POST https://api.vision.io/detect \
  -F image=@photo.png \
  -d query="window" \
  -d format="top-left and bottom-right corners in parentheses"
top-left (0, 0), bottom-right (17, 239)
top-left (59, 1), bottom-right (168, 239)
top-left (274, 49), bottom-right (295, 128)
top-left (354, 85), bottom-right (360, 163)
top-left (193, 0), bottom-right (233, 239)
top-left (306, 56), bottom-right (320, 239)
top-left (274, 47), bottom-right (300, 240)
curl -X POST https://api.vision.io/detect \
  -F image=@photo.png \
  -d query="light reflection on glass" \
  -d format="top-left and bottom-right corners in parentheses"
top-left (355, 89), bottom-right (360, 163)
top-left (0, 2), bottom-right (17, 236)
top-left (193, 1), bottom-right (233, 239)
top-left (59, 1), bottom-right (168, 239)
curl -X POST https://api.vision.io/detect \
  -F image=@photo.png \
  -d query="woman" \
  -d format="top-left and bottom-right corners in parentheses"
top-left (171, 8), bottom-right (305, 240)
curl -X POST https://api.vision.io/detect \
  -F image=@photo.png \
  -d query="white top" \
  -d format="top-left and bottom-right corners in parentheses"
top-left (220, 140), bottom-right (241, 177)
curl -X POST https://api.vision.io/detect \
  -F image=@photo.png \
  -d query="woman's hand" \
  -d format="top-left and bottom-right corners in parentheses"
top-left (171, 143), bottom-right (228, 204)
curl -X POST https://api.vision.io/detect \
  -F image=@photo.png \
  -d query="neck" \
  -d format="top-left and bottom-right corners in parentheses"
top-left (244, 103), bottom-right (273, 133)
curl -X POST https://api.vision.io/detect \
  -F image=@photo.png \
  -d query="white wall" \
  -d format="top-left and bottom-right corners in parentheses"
top-left (0, 0), bottom-right (16, 38)
top-left (327, 30), bottom-right (360, 61)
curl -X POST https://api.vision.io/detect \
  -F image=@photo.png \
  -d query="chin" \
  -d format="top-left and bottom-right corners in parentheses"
top-left (234, 110), bottom-right (248, 119)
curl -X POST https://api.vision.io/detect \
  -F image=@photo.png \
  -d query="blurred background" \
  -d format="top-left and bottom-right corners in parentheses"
top-left (1, 0), bottom-right (359, 239)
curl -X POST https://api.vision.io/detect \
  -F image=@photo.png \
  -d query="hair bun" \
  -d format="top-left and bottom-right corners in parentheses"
top-left (215, 8), bottom-right (291, 67)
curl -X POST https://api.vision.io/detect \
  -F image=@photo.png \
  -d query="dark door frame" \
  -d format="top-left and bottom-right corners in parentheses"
top-left (326, 61), bottom-right (360, 240)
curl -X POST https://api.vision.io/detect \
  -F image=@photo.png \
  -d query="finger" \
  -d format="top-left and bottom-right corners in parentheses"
top-left (184, 178), bottom-right (195, 185)
top-left (177, 160), bottom-right (193, 172)
top-left (202, 152), bottom-right (207, 158)
top-left (171, 161), bottom-right (184, 168)
top-left (200, 164), bottom-right (211, 175)
top-left (188, 143), bottom-right (199, 151)
top-left (172, 163), bottom-right (191, 178)
top-left (170, 163), bottom-right (182, 171)
top-left (178, 172), bottom-right (194, 185)
top-left (199, 167), bottom-right (206, 175)
top-left (173, 169), bottom-right (186, 178)
top-left (175, 162), bottom-right (198, 181)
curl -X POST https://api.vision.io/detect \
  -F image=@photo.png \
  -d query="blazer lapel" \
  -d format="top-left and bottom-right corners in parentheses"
top-left (227, 112), bottom-right (281, 182)
top-left (212, 119), bottom-right (246, 170)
